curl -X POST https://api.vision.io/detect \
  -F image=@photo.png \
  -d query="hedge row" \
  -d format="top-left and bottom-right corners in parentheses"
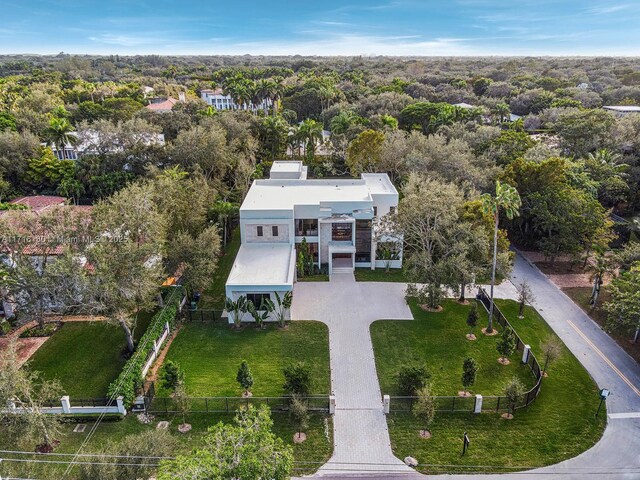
top-left (107, 287), bottom-right (184, 407)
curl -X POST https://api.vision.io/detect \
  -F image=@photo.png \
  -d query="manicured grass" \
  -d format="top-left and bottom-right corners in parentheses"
top-left (375, 299), bottom-right (605, 472)
top-left (563, 286), bottom-right (640, 363)
top-left (159, 321), bottom-right (330, 397)
top-left (355, 267), bottom-right (408, 282)
top-left (298, 273), bottom-right (330, 282)
top-left (0, 411), bottom-right (332, 479)
top-left (28, 322), bottom-right (129, 398)
top-left (371, 300), bottom-right (535, 396)
top-left (198, 228), bottom-right (241, 310)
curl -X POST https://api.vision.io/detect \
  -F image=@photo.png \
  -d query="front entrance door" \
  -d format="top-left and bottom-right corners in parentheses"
top-left (331, 252), bottom-right (353, 270)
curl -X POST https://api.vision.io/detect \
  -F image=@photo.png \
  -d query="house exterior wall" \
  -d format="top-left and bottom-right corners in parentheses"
top-left (243, 222), bottom-right (291, 244)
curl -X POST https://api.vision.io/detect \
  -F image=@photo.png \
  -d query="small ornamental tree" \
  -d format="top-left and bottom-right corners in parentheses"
top-left (289, 395), bottom-right (309, 441)
top-left (540, 337), bottom-right (563, 376)
top-left (517, 280), bottom-right (535, 318)
top-left (173, 380), bottom-right (192, 431)
top-left (461, 357), bottom-right (479, 394)
top-left (466, 303), bottom-right (479, 336)
top-left (236, 360), bottom-right (254, 396)
top-left (397, 365), bottom-right (430, 396)
top-left (497, 327), bottom-right (517, 363)
top-left (225, 295), bottom-right (248, 328)
top-left (262, 291), bottom-right (293, 328)
top-left (504, 377), bottom-right (525, 418)
top-left (161, 361), bottom-right (184, 391)
top-left (282, 362), bottom-right (312, 396)
top-left (412, 386), bottom-right (436, 438)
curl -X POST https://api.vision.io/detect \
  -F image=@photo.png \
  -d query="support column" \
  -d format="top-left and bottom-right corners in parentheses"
top-left (116, 396), bottom-right (126, 415)
top-left (522, 344), bottom-right (531, 364)
top-left (383, 395), bottom-right (390, 414)
top-left (474, 394), bottom-right (483, 414)
top-left (61, 396), bottom-right (71, 414)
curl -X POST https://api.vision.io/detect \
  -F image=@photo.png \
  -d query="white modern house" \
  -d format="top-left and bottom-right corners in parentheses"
top-left (48, 130), bottom-right (165, 160)
top-left (200, 88), bottom-right (272, 112)
top-left (224, 161), bottom-right (401, 323)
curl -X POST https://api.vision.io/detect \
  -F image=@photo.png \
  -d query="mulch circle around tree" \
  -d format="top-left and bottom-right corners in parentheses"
top-left (543, 371), bottom-right (549, 377)
top-left (457, 299), bottom-right (470, 305)
top-left (242, 391), bottom-right (253, 398)
top-left (419, 429), bottom-right (432, 439)
top-left (457, 391), bottom-right (472, 397)
top-left (293, 432), bottom-right (307, 443)
top-left (35, 440), bottom-right (60, 453)
top-left (498, 357), bottom-right (511, 365)
top-left (178, 423), bottom-right (192, 434)
top-left (420, 304), bottom-right (443, 312)
top-left (466, 333), bottom-right (477, 341)
top-left (481, 327), bottom-right (499, 336)
top-left (404, 456), bottom-right (418, 467)
top-left (501, 412), bottom-right (514, 420)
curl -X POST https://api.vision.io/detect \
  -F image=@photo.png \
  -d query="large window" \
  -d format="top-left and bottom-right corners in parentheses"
top-left (295, 219), bottom-right (318, 236)
top-left (296, 241), bottom-right (319, 262)
top-left (355, 220), bottom-right (372, 263)
top-left (331, 223), bottom-right (352, 241)
top-left (246, 293), bottom-right (270, 308)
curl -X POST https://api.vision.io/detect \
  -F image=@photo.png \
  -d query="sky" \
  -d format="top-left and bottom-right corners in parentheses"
top-left (1, 0), bottom-right (640, 56)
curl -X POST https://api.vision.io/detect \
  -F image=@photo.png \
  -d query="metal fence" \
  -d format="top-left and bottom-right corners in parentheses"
top-left (70, 398), bottom-right (117, 408)
top-left (186, 309), bottom-right (224, 322)
top-left (147, 395), bottom-right (330, 414)
top-left (387, 289), bottom-right (543, 414)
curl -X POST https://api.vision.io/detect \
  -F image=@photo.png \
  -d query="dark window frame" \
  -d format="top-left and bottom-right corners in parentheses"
top-left (257, 226), bottom-right (263, 237)
top-left (246, 293), bottom-right (271, 308)
top-left (272, 225), bottom-right (279, 236)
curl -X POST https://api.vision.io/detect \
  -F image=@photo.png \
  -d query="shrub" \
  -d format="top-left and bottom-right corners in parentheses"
top-left (289, 395), bottom-right (309, 435)
top-left (412, 386), bottom-right (436, 432)
top-left (282, 362), bottom-right (313, 395)
top-left (236, 360), bottom-right (254, 394)
top-left (107, 287), bottom-right (183, 407)
top-left (161, 361), bottom-right (184, 391)
top-left (19, 322), bottom-right (60, 338)
top-left (466, 303), bottom-right (479, 332)
top-left (0, 320), bottom-right (11, 336)
top-left (461, 357), bottom-right (479, 393)
top-left (497, 327), bottom-right (517, 360)
top-left (397, 364), bottom-right (430, 395)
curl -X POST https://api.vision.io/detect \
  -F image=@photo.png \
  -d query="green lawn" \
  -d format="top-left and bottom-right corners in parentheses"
top-left (355, 267), bottom-right (408, 282)
top-left (28, 311), bottom-right (155, 398)
top-left (373, 299), bottom-right (605, 472)
top-left (159, 321), bottom-right (330, 397)
top-left (0, 411), bottom-right (332, 479)
top-left (371, 300), bottom-right (535, 396)
top-left (28, 322), bottom-right (129, 398)
top-left (197, 228), bottom-right (241, 309)
top-left (298, 273), bottom-right (330, 282)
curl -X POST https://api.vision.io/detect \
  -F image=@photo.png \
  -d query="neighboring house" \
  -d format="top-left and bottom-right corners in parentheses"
top-left (145, 94), bottom-right (183, 113)
top-left (200, 88), bottom-right (272, 112)
top-left (453, 102), bottom-right (520, 122)
top-left (603, 105), bottom-right (640, 115)
top-left (48, 130), bottom-right (165, 160)
top-left (224, 161), bottom-right (401, 323)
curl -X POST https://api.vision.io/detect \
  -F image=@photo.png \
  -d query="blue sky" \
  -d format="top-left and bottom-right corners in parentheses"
top-left (1, 0), bottom-right (640, 56)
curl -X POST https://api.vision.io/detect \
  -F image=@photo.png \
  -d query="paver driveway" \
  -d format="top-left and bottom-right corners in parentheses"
top-left (292, 273), bottom-right (416, 476)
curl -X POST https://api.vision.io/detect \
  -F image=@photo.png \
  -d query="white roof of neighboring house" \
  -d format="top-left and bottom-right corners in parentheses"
top-left (47, 130), bottom-right (165, 154)
top-left (510, 113), bottom-right (522, 121)
top-left (226, 243), bottom-right (295, 287)
top-left (603, 106), bottom-right (640, 113)
top-left (453, 102), bottom-right (475, 109)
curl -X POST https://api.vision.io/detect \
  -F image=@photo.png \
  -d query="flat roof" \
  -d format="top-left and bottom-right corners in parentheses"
top-left (226, 244), bottom-right (294, 286)
top-left (270, 161), bottom-right (303, 174)
top-left (241, 179), bottom-right (373, 211)
top-left (361, 174), bottom-right (398, 195)
top-left (603, 106), bottom-right (640, 112)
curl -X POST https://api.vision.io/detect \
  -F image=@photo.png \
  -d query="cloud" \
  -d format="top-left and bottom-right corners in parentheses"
top-left (585, 4), bottom-right (630, 14)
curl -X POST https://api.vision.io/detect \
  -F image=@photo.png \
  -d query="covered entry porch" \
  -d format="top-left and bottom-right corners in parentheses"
top-left (328, 244), bottom-right (356, 275)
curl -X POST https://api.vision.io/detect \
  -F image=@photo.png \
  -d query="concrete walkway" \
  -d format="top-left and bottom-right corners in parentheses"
top-left (292, 272), bottom-right (415, 476)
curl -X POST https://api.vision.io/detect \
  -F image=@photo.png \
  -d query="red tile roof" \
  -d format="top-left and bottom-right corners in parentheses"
top-left (10, 196), bottom-right (66, 211)
top-left (145, 97), bottom-right (178, 112)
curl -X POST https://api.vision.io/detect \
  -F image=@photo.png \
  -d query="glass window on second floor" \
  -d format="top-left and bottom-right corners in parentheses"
top-left (331, 223), bottom-right (352, 242)
top-left (295, 219), bottom-right (318, 236)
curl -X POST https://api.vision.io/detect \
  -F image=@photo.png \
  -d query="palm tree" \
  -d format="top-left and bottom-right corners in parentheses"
top-left (255, 79), bottom-right (274, 114)
top-left (589, 250), bottom-right (612, 309)
top-left (481, 180), bottom-right (521, 333)
top-left (287, 125), bottom-right (302, 158)
top-left (492, 103), bottom-right (511, 125)
top-left (43, 117), bottom-right (77, 159)
top-left (270, 76), bottom-right (285, 115)
top-left (298, 119), bottom-right (324, 160)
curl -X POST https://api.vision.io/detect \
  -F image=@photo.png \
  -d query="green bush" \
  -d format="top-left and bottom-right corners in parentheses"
top-left (107, 287), bottom-right (183, 407)
top-left (0, 320), bottom-right (10, 336)
top-left (397, 364), bottom-right (431, 395)
top-left (161, 360), bottom-right (184, 391)
top-left (19, 322), bottom-right (60, 338)
top-left (282, 362), bottom-right (313, 395)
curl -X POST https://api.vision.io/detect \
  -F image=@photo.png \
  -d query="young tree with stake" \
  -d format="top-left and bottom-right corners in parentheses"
top-left (517, 280), bottom-right (535, 318)
top-left (461, 357), bottom-right (479, 395)
top-left (497, 327), bottom-right (517, 364)
top-left (413, 386), bottom-right (436, 438)
top-left (540, 337), bottom-right (563, 377)
top-left (237, 360), bottom-right (254, 397)
top-left (466, 303), bottom-right (479, 339)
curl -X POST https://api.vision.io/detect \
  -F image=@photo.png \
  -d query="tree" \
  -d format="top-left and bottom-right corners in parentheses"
top-left (161, 360), bottom-right (184, 391)
top-left (540, 337), bottom-right (563, 376)
top-left (0, 339), bottom-right (63, 451)
top-left (461, 357), bottom-right (478, 394)
top-left (397, 364), bottom-right (430, 395)
top-left (516, 280), bottom-right (535, 318)
top-left (247, 298), bottom-right (269, 329)
top-left (398, 101), bottom-right (469, 135)
top-left (282, 362), bottom-right (313, 396)
top-left (497, 327), bottom-right (517, 363)
top-left (346, 129), bottom-right (385, 175)
top-left (472, 77), bottom-right (493, 96)
top-left (554, 109), bottom-right (615, 157)
top-left (174, 380), bottom-right (192, 430)
top-left (88, 182), bottom-right (166, 353)
top-left (262, 291), bottom-right (292, 328)
top-left (481, 180), bottom-right (521, 333)
top-left (209, 201), bottom-right (238, 247)
top-left (237, 360), bottom-right (254, 396)
top-left (504, 377), bottom-right (525, 418)
top-left (413, 385), bottom-right (436, 437)
top-left (466, 303), bottom-right (479, 336)
top-left (225, 295), bottom-right (249, 328)
top-left (298, 119), bottom-right (324, 160)
top-left (289, 395), bottom-right (309, 442)
top-left (158, 405), bottom-right (293, 480)
top-left (589, 250), bottom-right (612, 309)
top-left (604, 262), bottom-right (640, 343)
top-left (42, 117), bottom-right (77, 154)
top-left (259, 115), bottom-right (289, 160)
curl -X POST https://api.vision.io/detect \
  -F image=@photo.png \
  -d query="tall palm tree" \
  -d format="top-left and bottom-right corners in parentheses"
top-left (298, 119), bottom-right (324, 160)
top-left (270, 76), bottom-right (285, 115)
top-left (481, 180), bottom-right (521, 333)
top-left (43, 117), bottom-right (77, 159)
top-left (492, 103), bottom-right (510, 125)
top-left (589, 250), bottom-right (612, 309)
top-left (255, 79), bottom-right (274, 114)
top-left (287, 125), bottom-right (301, 158)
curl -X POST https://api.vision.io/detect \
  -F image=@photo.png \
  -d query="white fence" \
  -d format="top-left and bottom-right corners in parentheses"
top-left (140, 322), bottom-right (170, 379)
top-left (5, 395), bottom-right (126, 415)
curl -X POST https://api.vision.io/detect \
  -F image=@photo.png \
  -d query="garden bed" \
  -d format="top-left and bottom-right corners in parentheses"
top-left (19, 322), bottom-right (62, 338)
